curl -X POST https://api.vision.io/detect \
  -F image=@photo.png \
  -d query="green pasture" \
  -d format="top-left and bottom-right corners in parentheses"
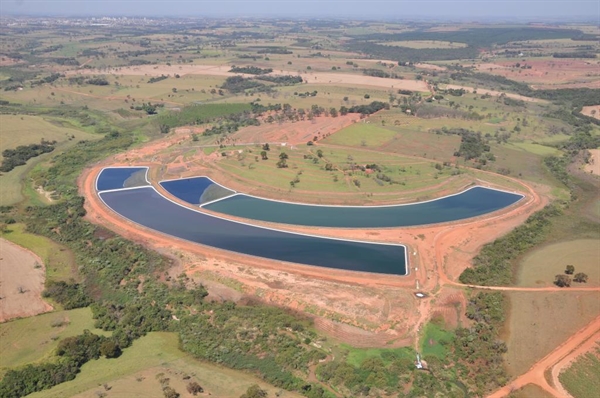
top-left (340, 344), bottom-right (414, 368)
top-left (517, 239), bottom-right (600, 287)
top-left (0, 114), bottom-right (104, 206)
top-left (420, 322), bottom-right (454, 359)
top-left (322, 122), bottom-right (398, 147)
top-left (28, 332), bottom-right (301, 398)
top-left (216, 143), bottom-right (457, 197)
top-left (0, 308), bottom-right (109, 372)
top-left (1, 223), bottom-right (77, 282)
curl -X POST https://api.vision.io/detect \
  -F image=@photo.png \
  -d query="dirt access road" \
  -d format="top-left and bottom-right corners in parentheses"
top-left (487, 315), bottom-right (600, 398)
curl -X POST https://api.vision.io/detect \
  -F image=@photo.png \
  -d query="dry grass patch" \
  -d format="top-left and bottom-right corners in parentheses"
top-left (379, 40), bottom-right (468, 49)
top-left (517, 239), bottom-right (600, 287)
top-left (504, 291), bottom-right (600, 377)
top-left (0, 239), bottom-right (51, 322)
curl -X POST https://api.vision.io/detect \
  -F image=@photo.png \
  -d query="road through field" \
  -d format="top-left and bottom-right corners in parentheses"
top-left (487, 315), bottom-right (600, 398)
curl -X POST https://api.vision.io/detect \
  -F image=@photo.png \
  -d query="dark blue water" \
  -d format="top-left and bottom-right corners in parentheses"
top-left (202, 186), bottom-right (523, 228)
top-left (97, 167), bottom-right (147, 191)
top-left (100, 187), bottom-right (407, 275)
top-left (159, 177), bottom-right (232, 205)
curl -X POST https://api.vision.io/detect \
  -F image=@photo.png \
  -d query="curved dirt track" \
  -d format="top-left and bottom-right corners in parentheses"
top-left (487, 315), bottom-right (600, 398)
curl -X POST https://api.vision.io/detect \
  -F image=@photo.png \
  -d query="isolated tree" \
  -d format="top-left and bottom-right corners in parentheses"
top-left (279, 152), bottom-right (288, 160)
top-left (554, 274), bottom-right (572, 288)
top-left (260, 151), bottom-right (268, 160)
top-left (159, 124), bottom-right (170, 134)
top-left (186, 382), bottom-right (203, 395)
top-left (240, 384), bottom-right (267, 398)
top-left (565, 265), bottom-right (575, 275)
top-left (316, 149), bottom-right (323, 158)
top-left (262, 143), bottom-right (270, 151)
top-left (573, 273), bottom-right (588, 283)
top-left (162, 386), bottom-right (179, 398)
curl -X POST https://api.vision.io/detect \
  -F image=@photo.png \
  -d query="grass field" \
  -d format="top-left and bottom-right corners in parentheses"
top-left (509, 383), bottom-right (555, 398)
top-left (0, 115), bottom-right (93, 153)
top-left (0, 223), bottom-right (77, 282)
top-left (322, 122), bottom-right (399, 147)
top-left (420, 322), bottom-right (454, 359)
top-left (507, 142), bottom-right (561, 157)
top-left (28, 332), bottom-right (302, 398)
top-left (378, 40), bottom-right (468, 49)
top-left (504, 291), bottom-right (600, 377)
top-left (0, 115), bottom-right (99, 205)
top-left (516, 239), bottom-right (600, 287)
top-left (340, 344), bottom-right (414, 368)
top-left (216, 143), bottom-right (460, 200)
top-left (0, 308), bottom-right (109, 372)
top-left (559, 343), bottom-right (600, 398)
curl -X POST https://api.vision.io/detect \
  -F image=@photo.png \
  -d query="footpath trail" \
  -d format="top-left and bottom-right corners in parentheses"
top-left (487, 315), bottom-right (600, 398)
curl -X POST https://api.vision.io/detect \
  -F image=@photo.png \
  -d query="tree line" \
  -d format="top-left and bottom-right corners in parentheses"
top-left (0, 140), bottom-right (56, 173)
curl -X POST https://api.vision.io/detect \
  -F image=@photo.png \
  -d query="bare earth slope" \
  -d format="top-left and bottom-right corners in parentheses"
top-left (0, 239), bottom-right (52, 322)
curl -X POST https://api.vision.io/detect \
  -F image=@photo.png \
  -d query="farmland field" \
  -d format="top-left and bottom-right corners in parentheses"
top-left (504, 291), bottom-right (600, 376)
top-left (517, 239), bottom-right (600, 287)
top-left (0, 115), bottom-right (99, 205)
top-left (379, 40), bottom-right (469, 49)
top-left (0, 223), bottom-right (77, 282)
top-left (0, 308), bottom-right (109, 373)
top-left (27, 332), bottom-right (302, 398)
top-left (559, 343), bottom-right (600, 398)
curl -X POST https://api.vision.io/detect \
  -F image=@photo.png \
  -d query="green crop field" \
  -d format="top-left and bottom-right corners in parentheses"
top-left (559, 344), bottom-right (600, 398)
top-left (1, 223), bottom-right (77, 282)
top-left (517, 239), bottom-right (600, 287)
top-left (27, 332), bottom-right (302, 398)
top-left (0, 308), bottom-right (109, 373)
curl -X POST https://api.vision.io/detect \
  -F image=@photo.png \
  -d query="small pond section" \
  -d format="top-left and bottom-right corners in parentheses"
top-left (99, 187), bottom-right (407, 275)
top-left (159, 177), bottom-right (235, 205)
top-left (96, 167), bottom-right (148, 192)
top-left (202, 186), bottom-right (524, 228)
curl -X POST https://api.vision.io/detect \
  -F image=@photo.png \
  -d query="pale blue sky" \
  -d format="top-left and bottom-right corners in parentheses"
top-left (1, 0), bottom-right (598, 19)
